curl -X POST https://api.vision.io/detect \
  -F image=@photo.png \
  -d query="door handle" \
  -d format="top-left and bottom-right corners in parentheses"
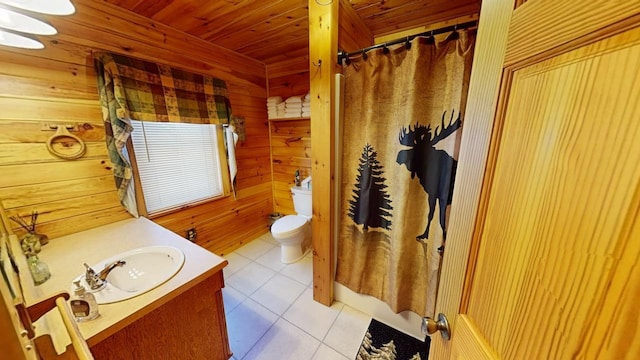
top-left (422, 313), bottom-right (451, 340)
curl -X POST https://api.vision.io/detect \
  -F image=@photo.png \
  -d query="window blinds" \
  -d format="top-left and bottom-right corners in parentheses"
top-left (130, 120), bottom-right (224, 214)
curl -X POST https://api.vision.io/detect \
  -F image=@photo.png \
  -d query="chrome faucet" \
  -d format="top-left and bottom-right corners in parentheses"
top-left (84, 260), bottom-right (126, 290)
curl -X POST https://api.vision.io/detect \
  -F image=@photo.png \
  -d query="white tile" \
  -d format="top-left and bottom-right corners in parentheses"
top-left (250, 274), bottom-right (306, 315)
top-left (222, 286), bottom-right (246, 314)
top-left (223, 252), bottom-right (251, 277)
top-left (226, 262), bottom-right (276, 296)
top-left (226, 298), bottom-right (278, 359)
top-left (244, 318), bottom-right (320, 360)
top-left (323, 305), bottom-right (371, 359)
top-left (257, 231), bottom-right (280, 245)
top-left (235, 238), bottom-right (276, 260)
top-left (255, 246), bottom-right (287, 272)
top-left (283, 288), bottom-right (344, 340)
top-left (280, 255), bottom-right (313, 285)
top-left (312, 344), bottom-right (349, 360)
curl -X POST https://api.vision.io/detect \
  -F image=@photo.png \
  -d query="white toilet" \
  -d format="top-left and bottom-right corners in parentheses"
top-left (271, 186), bottom-right (312, 263)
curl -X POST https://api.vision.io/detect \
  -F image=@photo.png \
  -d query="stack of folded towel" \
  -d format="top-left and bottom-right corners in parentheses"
top-left (302, 92), bottom-right (311, 117)
top-left (267, 96), bottom-right (284, 119)
top-left (283, 95), bottom-right (304, 118)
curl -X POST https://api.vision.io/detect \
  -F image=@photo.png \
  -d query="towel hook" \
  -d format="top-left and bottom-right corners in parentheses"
top-left (46, 125), bottom-right (86, 160)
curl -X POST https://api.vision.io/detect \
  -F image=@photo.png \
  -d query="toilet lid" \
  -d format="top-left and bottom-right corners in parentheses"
top-left (272, 215), bottom-right (308, 236)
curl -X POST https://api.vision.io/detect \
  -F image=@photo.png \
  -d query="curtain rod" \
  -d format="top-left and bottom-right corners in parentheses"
top-left (337, 20), bottom-right (477, 64)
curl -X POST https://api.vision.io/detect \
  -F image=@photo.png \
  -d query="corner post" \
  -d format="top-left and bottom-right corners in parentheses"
top-left (309, 0), bottom-right (339, 306)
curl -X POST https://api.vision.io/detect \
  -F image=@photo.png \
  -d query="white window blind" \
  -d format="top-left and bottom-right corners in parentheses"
top-left (130, 120), bottom-right (224, 214)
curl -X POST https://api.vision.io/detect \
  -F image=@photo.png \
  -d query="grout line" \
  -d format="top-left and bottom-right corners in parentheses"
top-left (224, 238), bottom-right (363, 360)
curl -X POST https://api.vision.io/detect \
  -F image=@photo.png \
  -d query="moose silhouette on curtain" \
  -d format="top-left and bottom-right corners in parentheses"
top-left (396, 110), bottom-right (461, 240)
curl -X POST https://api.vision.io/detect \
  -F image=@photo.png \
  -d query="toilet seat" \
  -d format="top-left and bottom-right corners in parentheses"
top-left (271, 215), bottom-right (308, 238)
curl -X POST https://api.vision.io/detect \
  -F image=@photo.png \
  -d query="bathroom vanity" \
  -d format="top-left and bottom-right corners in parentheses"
top-left (20, 217), bottom-right (231, 360)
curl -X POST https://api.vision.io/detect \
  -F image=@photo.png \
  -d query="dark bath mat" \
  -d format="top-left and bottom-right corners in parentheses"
top-left (356, 319), bottom-right (430, 360)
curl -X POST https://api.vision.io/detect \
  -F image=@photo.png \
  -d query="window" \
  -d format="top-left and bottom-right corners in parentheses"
top-left (129, 120), bottom-right (229, 215)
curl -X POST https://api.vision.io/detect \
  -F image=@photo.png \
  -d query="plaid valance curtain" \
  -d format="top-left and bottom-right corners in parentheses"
top-left (94, 52), bottom-right (232, 215)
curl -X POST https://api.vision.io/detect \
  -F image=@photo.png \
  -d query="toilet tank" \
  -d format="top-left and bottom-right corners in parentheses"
top-left (291, 186), bottom-right (312, 217)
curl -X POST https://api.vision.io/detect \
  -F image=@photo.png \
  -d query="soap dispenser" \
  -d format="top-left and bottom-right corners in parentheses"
top-left (70, 280), bottom-right (99, 322)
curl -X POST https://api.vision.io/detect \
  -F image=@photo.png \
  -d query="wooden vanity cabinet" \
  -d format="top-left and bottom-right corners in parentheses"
top-left (90, 271), bottom-right (231, 360)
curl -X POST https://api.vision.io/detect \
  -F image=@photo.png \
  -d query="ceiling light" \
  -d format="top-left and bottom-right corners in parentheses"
top-left (0, 0), bottom-right (76, 16)
top-left (0, 7), bottom-right (57, 35)
top-left (0, 28), bottom-right (43, 49)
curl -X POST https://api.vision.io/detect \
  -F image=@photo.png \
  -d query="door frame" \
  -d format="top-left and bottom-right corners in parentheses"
top-left (431, 0), bottom-right (640, 358)
top-left (430, 0), bottom-right (514, 357)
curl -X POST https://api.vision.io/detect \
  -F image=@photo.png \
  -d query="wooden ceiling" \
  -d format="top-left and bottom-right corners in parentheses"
top-left (104, 0), bottom-right (480, 65)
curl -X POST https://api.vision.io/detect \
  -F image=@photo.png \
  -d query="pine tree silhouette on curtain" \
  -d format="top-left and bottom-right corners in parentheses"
top-left (348, 143), bottom-right (393, 231)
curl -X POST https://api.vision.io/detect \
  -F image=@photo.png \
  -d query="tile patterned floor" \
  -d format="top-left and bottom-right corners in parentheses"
top-left (223, 233), bottom-right (372, 360)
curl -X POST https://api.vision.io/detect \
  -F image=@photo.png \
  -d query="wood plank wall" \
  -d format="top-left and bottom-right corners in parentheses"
top-left (0, 0), bottom-right (272, 256)
top-left (269, 119), bottom-right (312, 214)
top-left (265, 0), bottom-right (372, 215)
top-left (266, 56), bottom-right (311, 215)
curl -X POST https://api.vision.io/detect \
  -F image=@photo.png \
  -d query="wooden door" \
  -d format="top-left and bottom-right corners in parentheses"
top-left (431, 0), bottom-right (640, 358)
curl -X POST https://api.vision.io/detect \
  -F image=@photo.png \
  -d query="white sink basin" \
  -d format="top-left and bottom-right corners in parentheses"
top-left (72, 245), bottom-right (185, 304)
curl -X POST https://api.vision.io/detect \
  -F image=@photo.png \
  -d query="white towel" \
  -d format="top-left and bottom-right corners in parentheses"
top-left (303, 92), bottom-right (311, 100)
top-left (267, 96), bottom-right (283, 104)
top-left (276, 103), bottom-right (286, 110)
top-left (225, 126), bottom-right (239, 198)
top-left (285, 95), bottom-right (304, 104)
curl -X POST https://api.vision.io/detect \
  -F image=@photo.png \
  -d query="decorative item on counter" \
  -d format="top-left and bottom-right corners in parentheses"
top-left (20, 233), bottom-right (41, 254)
top-left (10, 211), bottom-right (49, 254)
top-left (26, 253), bottom-right (51, 285)
top-left (70, 280), bottom-right (99, 322)
top-left (295, 169), bottom-right (301, 186)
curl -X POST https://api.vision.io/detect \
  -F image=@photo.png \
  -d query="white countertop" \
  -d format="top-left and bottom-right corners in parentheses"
top-left (20, 217), bottom-right (227, 348)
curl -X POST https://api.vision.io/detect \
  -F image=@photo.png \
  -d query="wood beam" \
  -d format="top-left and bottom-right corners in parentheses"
top-left (309, 0), bottom-right (339, 306)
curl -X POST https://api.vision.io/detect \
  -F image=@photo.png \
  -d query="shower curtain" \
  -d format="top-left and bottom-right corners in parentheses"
top-left (336, 31), bottom-right (475, 316)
